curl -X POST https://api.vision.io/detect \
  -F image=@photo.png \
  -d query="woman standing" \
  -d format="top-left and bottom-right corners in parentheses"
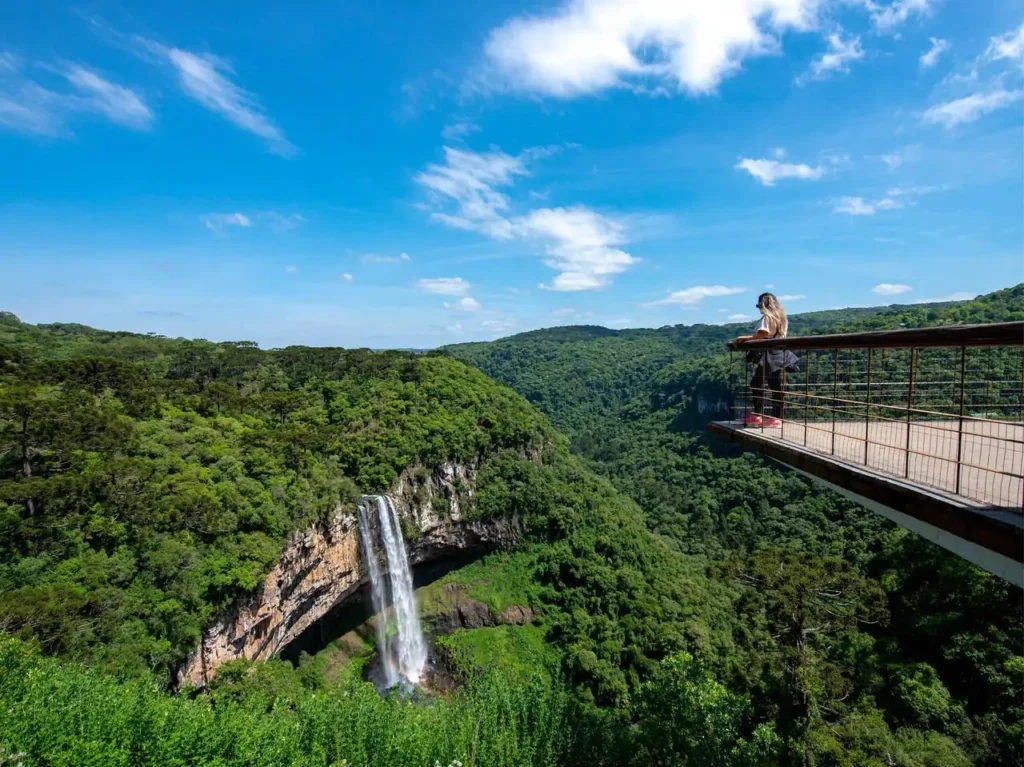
top-left (735, 292), bottom-right (791, 427)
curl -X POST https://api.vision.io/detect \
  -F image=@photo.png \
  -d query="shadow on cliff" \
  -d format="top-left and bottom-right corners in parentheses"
top-left (279, 551), bottom-right (487, 664)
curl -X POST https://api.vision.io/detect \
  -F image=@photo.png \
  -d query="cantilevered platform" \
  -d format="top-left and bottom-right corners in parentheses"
top-left (710, 321), bottom-right (1024, 586)
top-left (710, 421), bottom-right (1023, 586)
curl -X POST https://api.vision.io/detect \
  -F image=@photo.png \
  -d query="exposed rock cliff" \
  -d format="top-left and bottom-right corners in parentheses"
top-left (175, 460), bottom-right (516, 688)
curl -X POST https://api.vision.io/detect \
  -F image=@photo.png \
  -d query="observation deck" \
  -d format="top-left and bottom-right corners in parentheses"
top-left (709, 322), bottom-right (1024, 586)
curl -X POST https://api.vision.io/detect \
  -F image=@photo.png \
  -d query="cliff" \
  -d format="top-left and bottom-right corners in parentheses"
top-left (174, 460), bottom-right (517, 688)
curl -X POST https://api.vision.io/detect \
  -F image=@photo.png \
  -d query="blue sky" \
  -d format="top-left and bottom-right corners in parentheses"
top-left (1, 0), bottom-right (1021, 348)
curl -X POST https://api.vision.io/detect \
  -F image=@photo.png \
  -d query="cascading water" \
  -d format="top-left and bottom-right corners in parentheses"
top-left (358, 495), bottom-right (428, 690)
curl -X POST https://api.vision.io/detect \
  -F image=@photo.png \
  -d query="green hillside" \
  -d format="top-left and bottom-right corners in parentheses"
top-left (0, 288), bottom-right (1020, 766)
top-left (445, 285), bottom-right (1024, 766)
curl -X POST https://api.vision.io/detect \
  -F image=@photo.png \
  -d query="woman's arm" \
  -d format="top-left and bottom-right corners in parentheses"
top-left (734, 328), bottom-right (772, 344)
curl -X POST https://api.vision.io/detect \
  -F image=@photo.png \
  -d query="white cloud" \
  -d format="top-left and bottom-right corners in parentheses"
top-left (441, 120), bottom-right (480, 140)
top-left (984, 22), bottom-right (1024, 64)
top-left (920, 38), bottom-right (949, 68)
top-left (200, 210), bottom-right (306, 234)
top-left (447, 323), bottom-right (464, 333)
top-left (416, 146), bottom-right (528, 239)
top-left (63, 64), bottom-right (153, 129)
top-left (923, 89), bottom-right (1024, 128)
top-left (772, 147), bottom-right (786, 159)
top-left (521, 206), bottom-right (637, 291)
top-left (417, 145), bottom-right (639, 291)
top-left (200, 212), bottom-right (252, 233)
top-left (873, 283), bottom-right (912, 296)
top-left (482, 0), bottom-right (820, 98)
top-left (880, 153), bottom-right (902, 169)
top-left (799, 32), bottom-right (864, 83)
top-left (362, 252), bottom-right (412, 264)
top-left (418, 277), bottom-right (473, 296)
top-left (913, 291), bottom-right (974, 303)
top-left (728, 313), bottom-right (752, 321)
top-left (552, 307), bottom-right (577, 316)
top-left (340, 273), bottom-right (354, 282)
top-left (157, 45), bottom-right (295, 156)
top-left (868, 0), bottom-right (933, 34)
top-left (833, 196), bottom-right (903, 215)
top-left (262, 212), bottom-right (307, 232)
top-left (886, 184), bottom-right (951, 196)
top-left (483, 317), bottom-right (517, 330)
top-left (0, 56), bottom-right (152, 136)
top-left (285, 265), bottom-right (297, 273)
top-left (444, 296), bottom-right (483, 311)
top-left (645, 285), bottom-right (746, 307)
top-left (778, 294), bottom-right (807, 301)
top-left (735, 157), bottom-right (825, 186)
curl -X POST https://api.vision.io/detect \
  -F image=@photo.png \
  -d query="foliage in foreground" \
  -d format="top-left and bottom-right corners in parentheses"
top-left (0, 636), bottom-right (787, 767)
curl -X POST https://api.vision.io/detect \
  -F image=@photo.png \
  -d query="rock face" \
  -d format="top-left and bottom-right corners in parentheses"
top-left (174, 460), bottom-right (516, 688)
top-left (427, 583), bottom-right (536, 635)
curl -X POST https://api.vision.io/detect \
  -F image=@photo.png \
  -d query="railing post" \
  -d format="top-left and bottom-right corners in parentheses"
top-left (864, 347), bottom-right (872, 466)
top-left (804, 350), bottom-right (811, 446)
top-left (831, 349), bottom-right (839, 456)
top-left (905, 348), bottom-right (916, 478)
top-left (955, 345), bottom-right (966, 496)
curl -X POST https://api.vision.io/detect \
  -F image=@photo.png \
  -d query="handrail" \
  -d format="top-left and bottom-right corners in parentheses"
top-left (728, 321), bottom-right (1024, 351)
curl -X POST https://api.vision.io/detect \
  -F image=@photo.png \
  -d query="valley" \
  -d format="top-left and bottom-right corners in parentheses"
top-left (0, 286), bottom-right (1021, 766)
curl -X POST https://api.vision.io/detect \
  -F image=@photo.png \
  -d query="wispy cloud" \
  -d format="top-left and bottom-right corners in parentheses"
top-left (984, 22), bottom-right (1024, 64)
top-left (200, 212), bottom-right (252, 233)
top-left (0, 55), bottom-right (152, 136)
top-left (644, 285), bottom-right (746, 308)
top-left (914, 291), bottom-right (974, 303)
top-left (441, 119), bottom-right (480, 141)
top-left (416, 145), bottom-right (638, 291)
top-left (362, 252), bottom-right (412, 264)
top-left (262, 212), bottom-right (308, 232)
top-left (886, 184), bottom-right (951, 197)
top-left (923, 89), bottom-right (1024, 128)
top-left (162, 47), bottom-right (295, 156)
top-left (417, 277), bottom-right (472, 296)
top-left (920, 38), bottom-right (949, 68)
top-left (778, 294), bottom-right (807, 301)
top-left (340, 273), bottom-right (354, 282)
top-left (868, 0), bottom-right (933, 34)
top-left (798, 32), bottom-right (864, 84)
top-left (521, 206), bottom-right (636, 291)
top-left (199, 210), bottom-right (305, 234)
top-left (63, 64), bottom-right (153, 129)
top-left (417, 146), bottom-right (528, 239)
top-left (444, 296), bottom-right (482, 311)
top-left (880, 153), bottom-right (902, 169)
top-left (873, 283), bottom-right (912, 296)
top-left (480, 0), bottom-right (821, 98)
top-left (735, 156), bottom-right (825, 186)
top-left (728, 313), bottom-right (752, 321)
top-left (83, 16), bottom-right (294, 155)
top-left (833, 196), bottom-right (903, 215)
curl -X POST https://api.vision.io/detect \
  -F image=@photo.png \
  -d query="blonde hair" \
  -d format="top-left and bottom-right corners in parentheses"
top-left (757, 293), bottom-right (788, 338)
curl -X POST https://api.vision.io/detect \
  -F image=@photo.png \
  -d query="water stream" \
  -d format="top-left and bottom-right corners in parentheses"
top-left (358, 495), bottom-right (428, 690)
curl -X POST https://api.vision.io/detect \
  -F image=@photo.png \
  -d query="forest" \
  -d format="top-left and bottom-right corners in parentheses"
top-left (0, 285), bottom-right (1021, 767)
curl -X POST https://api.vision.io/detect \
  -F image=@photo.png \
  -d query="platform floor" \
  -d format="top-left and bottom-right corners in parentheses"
top-left (737, 419), bottom-right (1023, 510)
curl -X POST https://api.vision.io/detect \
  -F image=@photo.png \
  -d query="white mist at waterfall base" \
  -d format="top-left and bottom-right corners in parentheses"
top-left (358, 495), bottom-right (428, 691)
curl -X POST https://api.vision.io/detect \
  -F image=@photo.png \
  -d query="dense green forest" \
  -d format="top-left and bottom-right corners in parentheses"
top-left (0, 287), bottom-right (1021, 766)
top-left (446, 285), bottom-right (1024, 766)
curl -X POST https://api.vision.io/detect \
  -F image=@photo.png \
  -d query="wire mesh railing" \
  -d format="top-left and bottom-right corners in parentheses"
top-left (728, 322), bottom-right (1024, 511)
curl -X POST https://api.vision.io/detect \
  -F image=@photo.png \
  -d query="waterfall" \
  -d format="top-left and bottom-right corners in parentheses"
top-left (358, 503), bottom-right (398, 688)
top-left (358, 495), bottom-right (428, 688)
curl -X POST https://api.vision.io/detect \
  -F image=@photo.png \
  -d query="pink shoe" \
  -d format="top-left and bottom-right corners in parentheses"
top-left (743, 414), bottom-right (763, 426)
top-left (763, 417), bottom-right (783, 428)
